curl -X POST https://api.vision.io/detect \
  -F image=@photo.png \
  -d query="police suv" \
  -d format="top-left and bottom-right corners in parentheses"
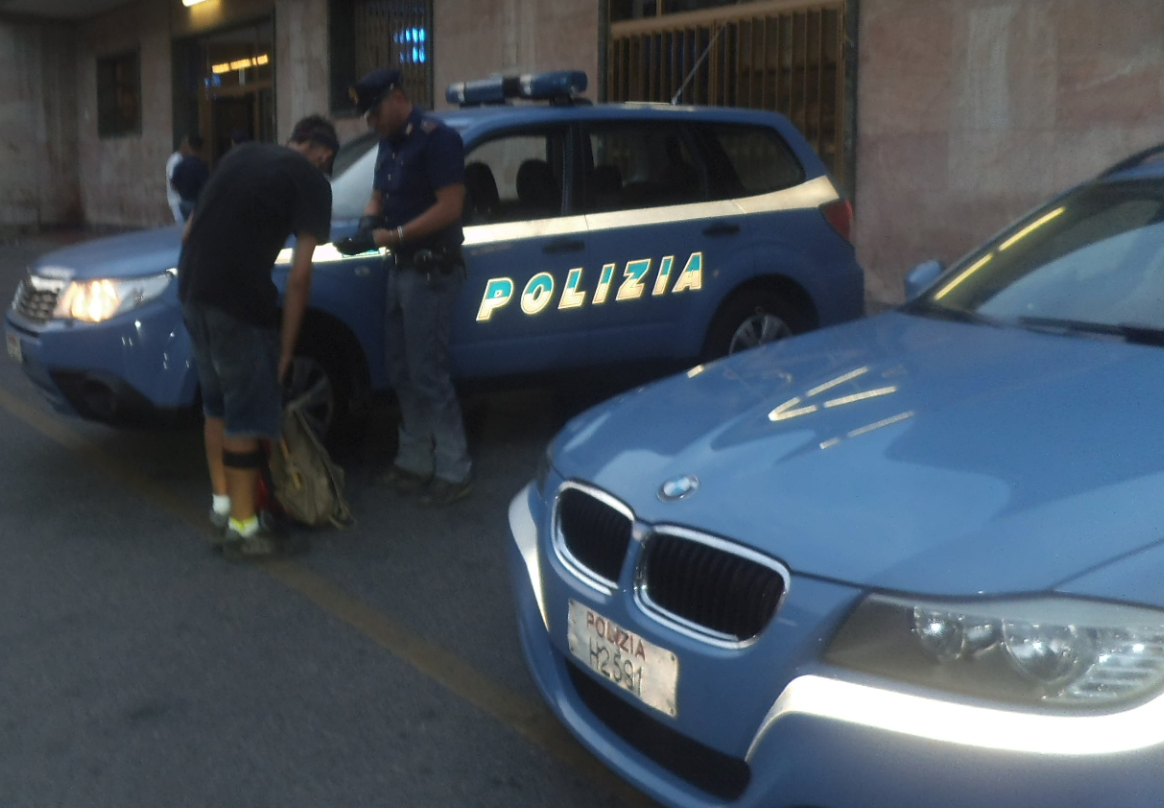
top-left (5, 71), bottom-right (864, 437)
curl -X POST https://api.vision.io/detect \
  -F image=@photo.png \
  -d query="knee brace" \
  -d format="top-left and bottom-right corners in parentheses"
top-left (222, 448), bottom-right (266, 469)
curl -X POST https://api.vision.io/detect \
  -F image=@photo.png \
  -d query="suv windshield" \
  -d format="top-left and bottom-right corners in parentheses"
top-left (329, 133), bottom-right (379, 219)
top-left (915, 180), bottom-right (1164, 337)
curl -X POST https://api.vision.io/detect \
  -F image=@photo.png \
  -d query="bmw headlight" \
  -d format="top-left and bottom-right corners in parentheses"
top-left (52, 271), bottom-right (174, 323)
top-left (826, 594), bottom-right (1164, 709)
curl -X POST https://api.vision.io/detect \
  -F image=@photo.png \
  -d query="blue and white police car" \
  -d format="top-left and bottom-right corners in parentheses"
top-left (5, 71), bottom-right (862, 436)
top-left (506, 143), bottom-right (1164, 807)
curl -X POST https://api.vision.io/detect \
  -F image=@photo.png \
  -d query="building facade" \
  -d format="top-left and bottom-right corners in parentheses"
top-left (1, 0), bottom-right (1163, 304)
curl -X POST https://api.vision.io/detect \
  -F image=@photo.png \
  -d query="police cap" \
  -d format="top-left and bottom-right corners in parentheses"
top-left (350, 69), bottom-right (403, 114)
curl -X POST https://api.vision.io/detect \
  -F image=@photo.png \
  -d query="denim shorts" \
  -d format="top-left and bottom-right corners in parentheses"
top-left (182, 301), bottom-right (282, 440)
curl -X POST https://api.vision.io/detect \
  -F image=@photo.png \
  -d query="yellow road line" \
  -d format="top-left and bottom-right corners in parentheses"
top-left (263, 559), bottom-right (656, 806)
top-left (0, 386), bottom-right (205, 526)
top-left (0, 384), bottom-right (658, 808)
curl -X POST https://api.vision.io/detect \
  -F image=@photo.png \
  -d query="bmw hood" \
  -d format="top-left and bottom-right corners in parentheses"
top-left (551, 312), bottom-right (1164, 596)
top-left (31, 225), bottom-right (184, 279)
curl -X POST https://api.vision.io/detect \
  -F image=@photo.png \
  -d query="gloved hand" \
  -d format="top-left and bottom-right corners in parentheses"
top-left (357, 215), bottom-right (381, 237)
top-left (335, 231), bottom-right (377, 256)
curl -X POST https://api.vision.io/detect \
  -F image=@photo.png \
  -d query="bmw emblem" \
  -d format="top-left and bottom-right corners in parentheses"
top-left (658, 475), bottom-right (699, 501)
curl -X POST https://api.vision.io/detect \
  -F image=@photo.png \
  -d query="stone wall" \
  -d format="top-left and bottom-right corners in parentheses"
top-left (854, 0), bottom-right (1164, 304)
top-left (273, 0), bottom-right (332, 141)
top-left (0, 0), bottom-right (601, 231)
top-left (64, 0), bottom-right (599, 229)
top-left (76, 0), bottom-right (174, 228)
top-left (434, 0), bottom-right (600, 104)
top-left (18, 0), bottom-right (1163, 258)
top-left (0, 21), bottom-right (80, 231)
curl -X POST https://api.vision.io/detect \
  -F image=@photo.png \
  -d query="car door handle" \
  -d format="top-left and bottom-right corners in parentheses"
top-left (543, 239), bottom-right (585, 254)
top-left (703, 222), bottom-right (741, 237)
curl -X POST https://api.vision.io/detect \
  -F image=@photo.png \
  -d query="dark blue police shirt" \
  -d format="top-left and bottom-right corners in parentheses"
top-left (374, 107), bottom-right (465, 252)
top-left (171, 154), bottom-right (210, 203)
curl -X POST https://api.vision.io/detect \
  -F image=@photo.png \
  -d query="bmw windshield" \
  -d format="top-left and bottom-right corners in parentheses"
top-left (910, 180), bottom-right (1164, 344)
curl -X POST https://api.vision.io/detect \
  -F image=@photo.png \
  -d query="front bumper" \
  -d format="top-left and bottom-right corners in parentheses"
top-left (5, 301), bottom-right (198, 425)
top-left (507, 482), bottom-right (1164, 808)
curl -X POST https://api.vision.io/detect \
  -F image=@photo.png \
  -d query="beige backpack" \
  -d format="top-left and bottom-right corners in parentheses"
top-left (268, 400), bottom-right (354, 528)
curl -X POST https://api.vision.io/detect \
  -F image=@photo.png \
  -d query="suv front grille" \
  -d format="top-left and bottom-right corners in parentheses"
top-left (555, 485), bottom-right (632, 585)
top-left (641, 532), bottom-right (787, 642)
top-left (12, 276), bottom-right (64, 323)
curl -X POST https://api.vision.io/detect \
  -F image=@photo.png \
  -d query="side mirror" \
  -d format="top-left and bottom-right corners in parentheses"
top-left (904, 259), bottom-right (944, 301)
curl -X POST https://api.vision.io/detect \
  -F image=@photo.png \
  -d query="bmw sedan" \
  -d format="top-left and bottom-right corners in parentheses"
top-left (507, 144), bottom-right (1164, 807)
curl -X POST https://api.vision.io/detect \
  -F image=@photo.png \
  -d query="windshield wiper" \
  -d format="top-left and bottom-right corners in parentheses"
top-left (1016, 316), bottom-right (1164, 346)
top-left (904, 300), bottom-right (1004, 327)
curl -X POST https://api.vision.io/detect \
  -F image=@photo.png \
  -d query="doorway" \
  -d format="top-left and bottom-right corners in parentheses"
top-left (172, 17), bottom-right (275, 167)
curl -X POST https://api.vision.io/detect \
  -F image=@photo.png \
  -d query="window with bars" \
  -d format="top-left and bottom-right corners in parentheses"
top-left (611, 0), bottom-right (744, 22)
top-left (607, 0), bottom-right (850, 192)
top-left (330, 0), bottom-right (433, 113)
top-left (96, 49), bottom-right (141, 138)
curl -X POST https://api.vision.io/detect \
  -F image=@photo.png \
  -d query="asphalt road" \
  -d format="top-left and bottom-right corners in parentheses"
top-left (0, 233), bottom-right (661, 808)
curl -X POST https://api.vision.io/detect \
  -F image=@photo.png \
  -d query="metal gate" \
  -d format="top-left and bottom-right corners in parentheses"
top-left (607, 0), bottom-right (851, 190)
top-left (352, 0), bottom-right (433, 107)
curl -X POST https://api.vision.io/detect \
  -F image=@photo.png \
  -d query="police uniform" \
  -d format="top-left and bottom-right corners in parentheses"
top-left (367, 87), bottom-right (472, 491)
top-left (374, 108), bottom-right (465, 256)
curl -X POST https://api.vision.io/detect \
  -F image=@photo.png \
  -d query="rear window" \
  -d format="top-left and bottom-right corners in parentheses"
top-left (581, 123), bottom-right (704, 212)
top-left (694, 123), bottom-right (805, 199)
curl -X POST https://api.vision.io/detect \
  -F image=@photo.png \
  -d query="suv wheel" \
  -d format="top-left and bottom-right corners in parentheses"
top-left (282, 351), bottom-right (337, 439)
top-left (704, 290), bottom-right (799, 360)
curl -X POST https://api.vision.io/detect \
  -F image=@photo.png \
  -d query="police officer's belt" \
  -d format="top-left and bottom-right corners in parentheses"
top-left (395, 247), bottom-right (464, 274)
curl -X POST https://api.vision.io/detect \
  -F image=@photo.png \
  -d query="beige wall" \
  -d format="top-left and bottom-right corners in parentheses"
top-left (77, 0), bottom-right (174, 228)
top-left (74, 0), bottom-right (335, 228)
top-left (0, 21), bottom-right (80, 230)
top-left (16, 0), bottom-right (1164, 262)
top-left (855, 0), bottom-right (1164, 305)
top-left (273, 0), bottom-right (331, 140)
top-left (0, 0), bottom-right (600, 231)
top-left (435, 0), bottom-right (600, 105)
top-left (63, 0), bottom-right (599, 228)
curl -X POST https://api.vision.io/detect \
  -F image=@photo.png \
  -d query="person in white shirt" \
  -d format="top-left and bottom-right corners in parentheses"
top-left (165, 136), bottom-right (191, 223)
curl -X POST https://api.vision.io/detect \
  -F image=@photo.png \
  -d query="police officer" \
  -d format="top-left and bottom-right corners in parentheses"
top-left (337, 69), bottom-right (473, 506)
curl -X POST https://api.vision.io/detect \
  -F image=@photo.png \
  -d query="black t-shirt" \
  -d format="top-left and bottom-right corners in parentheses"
top-left (178, 143), bottom-right (332, 328)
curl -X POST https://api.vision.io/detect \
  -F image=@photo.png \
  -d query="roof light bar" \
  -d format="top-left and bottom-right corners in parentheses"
top-left (446, 70), bottom-right (588, 106)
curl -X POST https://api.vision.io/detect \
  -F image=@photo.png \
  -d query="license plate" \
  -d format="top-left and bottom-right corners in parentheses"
top-left (567, 599), bottom-right (679, 718)
top-left (6, 333), bottom-right (21, 364)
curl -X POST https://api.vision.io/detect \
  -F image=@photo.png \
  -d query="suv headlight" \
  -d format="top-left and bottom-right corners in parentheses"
top-left (825, 594), bottom-right (1164, 709)
top-left (533, 444), bottom-right (556, 495)
top-left (52, 271), bottom-right (174, 323)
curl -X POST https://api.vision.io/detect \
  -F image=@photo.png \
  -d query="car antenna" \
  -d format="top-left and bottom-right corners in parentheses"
top-left (670, 24), bottom-right (727, 106)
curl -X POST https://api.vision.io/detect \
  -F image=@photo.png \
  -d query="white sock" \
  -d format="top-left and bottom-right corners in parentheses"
top-left (212, 494), bottom-right (231, 516)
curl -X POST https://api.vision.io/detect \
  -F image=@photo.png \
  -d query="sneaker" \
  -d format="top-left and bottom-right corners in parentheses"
top-left (209, 509), bottom-right (230, 546)
top-left (418, 477), bottom-right (473, 507)
top-left (374, 464), bottom-right (432, 494)
top-left (222, 529), bottom-right (309, 561)
top-left (210, 508), bottom-right (285, 550)
top-left (220, 512), bottom-right (305, 561)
